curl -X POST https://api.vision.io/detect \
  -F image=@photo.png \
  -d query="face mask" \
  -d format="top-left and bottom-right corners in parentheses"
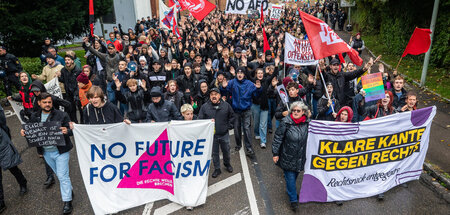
top-left (184, 52), bottom-right (189, 58)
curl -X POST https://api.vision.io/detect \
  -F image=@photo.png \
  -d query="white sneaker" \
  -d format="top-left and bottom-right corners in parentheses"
top-left (186, 206), bottom-right (194, 210)
top-left (255, 136), bottom-right (261, 140)
top-left (260, 143), bottom-right (266, 148)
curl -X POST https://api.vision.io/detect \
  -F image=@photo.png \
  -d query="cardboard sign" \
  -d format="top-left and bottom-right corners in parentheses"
top-left (270, 5), bottom-right (283, 21)
top-left (23, 121), bottom-right (66, 147)
top-left (225, 0), bottom-right (269, 15)
top-left (361, 73), bottom-right (385, 102)
top-left (284, 33), bottom-right (318, 65)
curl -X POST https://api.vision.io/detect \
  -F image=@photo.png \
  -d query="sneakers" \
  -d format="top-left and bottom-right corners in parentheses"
top-left (290, 202), bottom-right (298, 212)
top-left (255, 136), bottom-right (260, 140)
top-left (225, 165), bottom-right (233, 173)
top-left (212, 169), bottom-right (222, 178)
top-left (186, 206), bottom-right (193, 210)
top-left (260, 143), bottom-right (266, 148)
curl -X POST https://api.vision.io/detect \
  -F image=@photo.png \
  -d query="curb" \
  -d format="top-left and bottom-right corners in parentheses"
top-left (365, 49), bottom-right (450, 103)
top-left (420, 162), bottom-right (450, 204)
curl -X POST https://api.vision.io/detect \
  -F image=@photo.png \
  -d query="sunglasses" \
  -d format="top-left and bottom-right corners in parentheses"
top-left (292, 109), bottom-right (302, 113)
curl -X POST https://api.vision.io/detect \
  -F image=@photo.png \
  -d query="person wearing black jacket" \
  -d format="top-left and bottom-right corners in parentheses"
top-left (22, 93), bottom-right (74, 214)
top-left (58, 55), bottom-right (82, 123)
top-left (198, 88), bottom-right (235, 178)
top-left (193, 80), bottom-right (209, 115)
top-left (114, 78), bottom-right (150, 123)
top-left (0, 105), bottom-right (28, 212)
top-left (275, 81), bottom-right (313, 121)
top-left (82, 86), bottom-right (124, 124)
top-left (145, 86), bottom-right (182, 122)
top-left (0, 45), bottom-right (22, 97)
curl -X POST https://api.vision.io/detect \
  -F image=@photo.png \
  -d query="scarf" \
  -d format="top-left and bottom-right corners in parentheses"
top-left (290, 114), bottom-right (306, 124)
top-left (79, 81), bottom-right (92, 107)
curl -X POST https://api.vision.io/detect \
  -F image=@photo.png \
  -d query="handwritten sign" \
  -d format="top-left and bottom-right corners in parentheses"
top-left (270, 5), bottom-right (283, 21)
top-left (284, 32), bottom-right (318, 65)
top-left (361, 73), bottom-right (385, 102)
top-left (23, 122), bottom-right (65, 147)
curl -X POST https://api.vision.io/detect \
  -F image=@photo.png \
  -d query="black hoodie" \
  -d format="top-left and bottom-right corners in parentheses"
top-left (82, 101), bottom-right (123, 124)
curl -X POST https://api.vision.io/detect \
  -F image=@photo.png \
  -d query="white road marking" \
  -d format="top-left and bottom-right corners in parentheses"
top-left (141, 202), bottom-right (153, 215)
top-left (152, 173), bottom-right (242, 215)
top-left (234, 206), bottom-right (251, 215)
top-left (4, 110), bottom-right (15, 118)
top-left (239, 148), bottom-right (259, 215)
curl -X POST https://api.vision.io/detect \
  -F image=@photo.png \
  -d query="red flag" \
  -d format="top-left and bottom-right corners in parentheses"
top-left (347, 48), bottom-right (363, 66)
top-left (401, 27), bottom-right (432, 57)
top-left (172, 16), bottom-right (182, 40)
top-left (260, 2), bottom-right (264, 26)
top-left (89, 0), bottom-right (94, 37)
top-left (262, 28), bottom-right (270, 53)
top-left (299, 10), bottom-right (363, 66)
top-left (178, 0), bottom-right (215, 21)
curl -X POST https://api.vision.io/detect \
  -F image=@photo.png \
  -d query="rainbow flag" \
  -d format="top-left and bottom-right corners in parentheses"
top-left (361, 73), bottom-right (385, 102)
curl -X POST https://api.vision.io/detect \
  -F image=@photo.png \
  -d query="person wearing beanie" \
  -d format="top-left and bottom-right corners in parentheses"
top-left (77, 72), bottom-right (92, 109)
top-left (145, 86), bottom-right (182, 122)
top-left (220, 66), bottom-right (262, 158)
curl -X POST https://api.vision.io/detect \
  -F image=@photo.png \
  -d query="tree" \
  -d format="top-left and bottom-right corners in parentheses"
top-left (0, 0), bottom-right (113, 57)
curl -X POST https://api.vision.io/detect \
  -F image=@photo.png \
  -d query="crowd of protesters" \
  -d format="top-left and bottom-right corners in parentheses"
top-left (0, 1), bottom-right (420, 213)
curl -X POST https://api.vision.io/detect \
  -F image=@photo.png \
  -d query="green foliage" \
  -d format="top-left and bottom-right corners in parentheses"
top-left (0, 0), bottom-right (113, 57)
top-left (20, 57), bottom-right (42, 75)
top-left (353, 0), bottom-right (449, 68)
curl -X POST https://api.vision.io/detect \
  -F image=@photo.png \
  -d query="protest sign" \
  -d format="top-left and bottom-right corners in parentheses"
top-left (225, 0), bottom-right (269, 15)
top-left (23, 121), bottom-right (65, 147)
top-left (361, 73), bottom-right (385, 102)
top-left (8, 100), bottom-right (25, 124)
top-left (276, 84), bottom-right (289, 108)
top-left (270, 5), bottom-right (283, 21)
top-left (299, 106), bottom-right (436, 203)
top-left (45, 77), bottom-right (63, 99)
top-left (284, 33), bottom-right (318, 65)
top-left (73, 120), bottom-right (214, 215)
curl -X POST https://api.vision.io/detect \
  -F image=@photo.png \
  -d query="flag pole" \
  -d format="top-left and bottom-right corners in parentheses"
top-left (317, 64), bottom-right (335, 113)
top-left (420, 0), bottom-right (439, 87)
top-left (395, 57), bottom-right (403, 71)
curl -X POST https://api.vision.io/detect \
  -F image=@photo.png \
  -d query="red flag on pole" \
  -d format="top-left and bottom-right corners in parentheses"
top-left (89, 0), bottom-right (94, 37)
top-left (178, 0), bottom-right (215, 21)
top-left (401, 27), bottom-right (432, 57)
top-left (299, 10), bottom-right (363, 66)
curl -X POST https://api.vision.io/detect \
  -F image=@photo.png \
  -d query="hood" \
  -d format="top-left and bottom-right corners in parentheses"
top-left (31, 80), bottom-right (47, 93)
top-left (336, 106), bottom-right (353, 122)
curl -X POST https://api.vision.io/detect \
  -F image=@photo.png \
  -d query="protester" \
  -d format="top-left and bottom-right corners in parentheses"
top-left (272, 101), bottom-right (309, 212)
top-left (350, 33), bottom-right (365, 56)
top-left (8, 72), bottom-right (34, 122)
top-left (145, 86), bottom-right (182, 122)
top-left (391, 75), bottom-right (407, 109)
top-left (180, 104), bottom-right (194, 120)
top-left (22, 93), bottom-right (73, 214)
top-left (164, 80), bottom-right (185, 111)
top-left (0, 105), bottom-right (28, 213)
top-left (82, 86), bottom-right (123, 124)
top-left (363, 90), bottom-right (397, 121)
top-left (221, 67), bottom-right (261, 158)
top-left (58, 55), bottom-right (82, 123)
top-left (76, 72), bottom-right (92, 111)
top-left (316, 82), bottom-right (340, 121)
top-left (0, 45), bottom-right (22, 97)
top-left (336, 106), bottom-right (354, 122)
top-left (114, 78), bottom-right (150, 123)
top-left (198, 88), bottom-right (235, 178)
top-left (32, 53), bottom-right (64, 84)
top-left (397, 91), bottom-right (417, 112)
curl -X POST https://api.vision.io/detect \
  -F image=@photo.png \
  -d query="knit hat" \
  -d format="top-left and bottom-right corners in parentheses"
top-left (77, 72), bottom-right (90, 84)
top-left (139, 56), bottom-right (147, 62)
top-left (150, 86), bottom-right (162, 97)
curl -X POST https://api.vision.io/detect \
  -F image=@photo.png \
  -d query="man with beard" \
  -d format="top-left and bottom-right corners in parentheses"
top-left (198, 88), bottom-right (235, 178)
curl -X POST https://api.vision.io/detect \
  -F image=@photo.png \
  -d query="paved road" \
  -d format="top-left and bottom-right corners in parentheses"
top-left (1, 106), bottom-right (449, 214)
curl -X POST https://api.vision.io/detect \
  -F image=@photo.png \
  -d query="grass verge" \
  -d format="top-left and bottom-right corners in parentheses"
top-left (363, 35), bottom-right (449, 99)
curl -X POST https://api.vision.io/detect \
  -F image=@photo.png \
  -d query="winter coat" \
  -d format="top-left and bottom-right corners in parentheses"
top-left (145, 97), bottom-right (182, 122)
top-left (391, 88), bottom-right (407, 109)
top-left (198, 100), bottom-right (235, 136)
top-left (272, 115), bottom-right (309, 172)
top-left (164, 91), bottom-right (185, 111)
top-left (148, 70), bottom-right (167, 89)
top-left (116, 87), bottom-right (150, 122)
top-left (85, 43), bottom-right (124, 82)
top-left (59, 65), bottom-right (82, 97)
top-left (317, 95), bottom-right (340, 121)
top-left (0, 106), bottom-right (22, 170)
top-left (220, 78), bottom-right (262, 112)
top-left (336, 106), bottom-right (354, 122)
top-left (29, 109), bottom-right (73, 155)
top-left (82, 101), bottom-right (124, 124)
top-left (275, 95), bottom-right (308, 120)
top-left (363, 104), bottom-right (398, 119)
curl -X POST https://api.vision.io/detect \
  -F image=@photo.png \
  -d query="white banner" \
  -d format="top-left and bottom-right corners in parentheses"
top-left (299, 106), bottom-right (436, 203)
top-left (270, 5), bottom-right (283, 21)
top-left (8, 100), bottom-right (25, 124)
top-left (225, 0), bottom-right (269, 15)
top-left (73, 120), bottom-right (214, 215)
top-left (284, 33), bottom-right (318, 65)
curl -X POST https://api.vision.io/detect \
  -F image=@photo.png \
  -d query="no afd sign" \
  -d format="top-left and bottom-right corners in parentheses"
top-left (225, 0), bottom-right (269, 15)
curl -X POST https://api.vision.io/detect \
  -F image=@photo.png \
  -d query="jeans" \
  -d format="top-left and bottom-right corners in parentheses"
top-left (0, 166), bottom-right (27, 201)
top-left (251, 104), bottom-right (268, 144)
top-left (212, 133), bottom-right (231, 170)
top-left (233, 109), bottom-right (253, 152)
top-left (284, 170), bottom-right (299, 202)
top-left (44, 151), bottom-right (72, 202)
top-left (268, 98), bottom-right (277, 130)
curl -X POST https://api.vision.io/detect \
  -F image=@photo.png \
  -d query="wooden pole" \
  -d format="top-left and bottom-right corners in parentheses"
top-left (395, 57), bottom-right (403, 71)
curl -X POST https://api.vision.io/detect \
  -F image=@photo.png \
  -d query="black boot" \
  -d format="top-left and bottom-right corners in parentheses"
top-left (0, 201), bottom-right (6, 213)
top-left (225, 165), bottom-right (233, 173)
top-left (212, 169), bottom-right (221, 178)
top-left (19, 184), bottom-right (27, 196)
top-left (63, 201), bottom-right (73, 214)
top-left (44, 176), bottom-right (55, 189)
top-left (290, 202), bottom-right (298, 212)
